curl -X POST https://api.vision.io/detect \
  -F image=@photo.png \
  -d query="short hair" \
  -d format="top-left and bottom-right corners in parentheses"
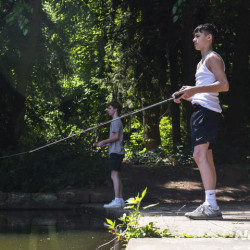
top-left (193, 23), bottom-right (218, 42)
top-left (107, 101), bottom-right (122, 114)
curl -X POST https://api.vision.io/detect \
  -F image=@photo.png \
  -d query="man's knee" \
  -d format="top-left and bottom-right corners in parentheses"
top-left (193, 147), bottom-right (207, 165)
top-left (111, 170), bottom-right (119, 179)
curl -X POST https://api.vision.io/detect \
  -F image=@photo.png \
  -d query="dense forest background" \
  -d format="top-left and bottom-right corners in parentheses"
top-left (0, 0), bottom-right (249, 192)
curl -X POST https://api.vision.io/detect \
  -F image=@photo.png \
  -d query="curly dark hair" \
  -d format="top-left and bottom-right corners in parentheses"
top-left (107, 101), bottom-right (122, 114)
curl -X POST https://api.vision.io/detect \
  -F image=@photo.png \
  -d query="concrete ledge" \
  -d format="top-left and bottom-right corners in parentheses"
top-left (126, 238), bottom-right (250, 250)
top-left (126, 204), bottom-right (250, 250)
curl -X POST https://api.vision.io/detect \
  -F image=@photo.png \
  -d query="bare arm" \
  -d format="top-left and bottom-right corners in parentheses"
top-left (97, 132), bottom-right (119, 148)
top-left (173, 54), bottom-right (229, 102)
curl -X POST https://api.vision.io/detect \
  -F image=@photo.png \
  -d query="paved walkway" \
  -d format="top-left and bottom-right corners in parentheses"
top-left (126, 203), bottom-right (250, 250)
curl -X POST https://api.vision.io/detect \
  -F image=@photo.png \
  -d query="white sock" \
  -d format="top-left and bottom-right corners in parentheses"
top-left (204, 190), bottom-right (219, 210)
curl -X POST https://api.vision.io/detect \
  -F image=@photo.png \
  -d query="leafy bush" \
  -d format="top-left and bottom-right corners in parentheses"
top-left (129, 149), bottom-right (164, 166)
top-left (166, 145), bottom-right (193, 166)
top-left (124, 118), bottom-right (145, 161)
top-left (125, 116), bottom-right (193, 166)
top-left (159, 116), bottom-right (173, 154)
top-left (0, 144), bottom-right (109, 192)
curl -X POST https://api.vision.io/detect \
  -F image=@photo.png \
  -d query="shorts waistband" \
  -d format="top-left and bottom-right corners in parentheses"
top-left (192, 103), bottom-right (200, 108)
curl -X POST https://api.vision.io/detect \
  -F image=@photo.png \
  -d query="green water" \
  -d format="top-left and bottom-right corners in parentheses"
top-left (0, 210), bottom-right (119, 250)
top-left (0, 229), bottom-right (111, 250)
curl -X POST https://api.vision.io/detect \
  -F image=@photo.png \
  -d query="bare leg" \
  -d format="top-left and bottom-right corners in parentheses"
top-left (207, 149), bottom-right (217, 188)
top-left (188, 142), bottom-right (221, 213)
top-left (111, 170), bottom-right (123, 198)
top-left (193, 143), bottom-right (216, 190)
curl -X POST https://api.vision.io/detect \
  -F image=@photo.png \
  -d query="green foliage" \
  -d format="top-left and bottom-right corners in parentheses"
top-left (124, 116), bottom-right (193, 166)
top-left (124, 115), bottom-right (191, 166)
top-left (105, 188), bottom-right (172, 247)
top-left (0, 145), bottom-right (109, 192)
top-left (0, 0), bottom-right (249, 193)
top-left (129, 149), bottom-right (164, 166)
top-left (5, 0), bottom-right (32, 36)
top-left (166, 145), bottom-right (193, 166)
top-left (126, 145), bottom-right (193, 167)
top-left (124, 118), bottom-right (145, 160)
top-left (172, 0), bottom-right (186, 23)
top-left (159, 116), bottom-right (173, 154)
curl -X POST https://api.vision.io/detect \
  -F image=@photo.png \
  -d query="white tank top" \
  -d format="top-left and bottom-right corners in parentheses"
top-left (191, 51), bottom-right (225, 113)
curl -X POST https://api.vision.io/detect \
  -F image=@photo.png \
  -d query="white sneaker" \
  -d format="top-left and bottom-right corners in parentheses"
top-left (104, 199), bottom-right (123, 208)
top-left (185, 204), bottom-right (222, 220)
top-left (121, 200), bottom-right (126, 208)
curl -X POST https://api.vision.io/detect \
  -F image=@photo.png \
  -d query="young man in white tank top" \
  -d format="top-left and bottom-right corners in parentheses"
top-left (172, 23), bottom-right (229, 219)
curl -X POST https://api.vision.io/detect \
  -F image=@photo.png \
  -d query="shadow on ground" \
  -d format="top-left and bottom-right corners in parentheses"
top-left (121, 163), bottom-right (250, 204)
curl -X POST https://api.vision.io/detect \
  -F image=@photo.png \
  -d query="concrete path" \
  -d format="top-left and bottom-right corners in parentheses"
top-left (126, 203), bottom-right (250, 250)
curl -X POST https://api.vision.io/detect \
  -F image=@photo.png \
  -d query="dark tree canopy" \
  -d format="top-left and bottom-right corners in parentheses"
top-left (0, 0), bottom-right (249, 192)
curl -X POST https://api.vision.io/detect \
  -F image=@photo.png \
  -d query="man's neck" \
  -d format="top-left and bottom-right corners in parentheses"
top-left (201, 47), bottom-right (213, 61)
top-left (112, 112), bottom-right (118, 118)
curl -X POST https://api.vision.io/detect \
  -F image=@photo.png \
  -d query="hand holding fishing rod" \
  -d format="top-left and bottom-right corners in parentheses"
top-left (96, 143), bottom-right (110, 149)
top-left (172, 86), bottom-right (196, 103)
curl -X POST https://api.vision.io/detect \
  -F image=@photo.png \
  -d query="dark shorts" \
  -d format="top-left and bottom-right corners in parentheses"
top-left (190, 104), bottom-right (221, 151)
top-left (109, 153), bottom-right (124, 172)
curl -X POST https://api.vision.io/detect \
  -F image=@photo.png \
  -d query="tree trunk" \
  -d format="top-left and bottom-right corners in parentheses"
top-left (226, 0), bottom-right (250, 147)
top-left (169, 47), bottom-right (182, 152)
top-left (7, 0), bottom-right (42, 147)
top-left (0, 71), bottom-right (14, 154)
top-left (181, 2), bottom-right (199, 147)
top-left (143, 106), bottom-right (161, 150)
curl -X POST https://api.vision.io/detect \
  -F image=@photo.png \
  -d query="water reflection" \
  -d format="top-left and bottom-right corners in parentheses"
top-left (0, 210), bottom-right (123, 250)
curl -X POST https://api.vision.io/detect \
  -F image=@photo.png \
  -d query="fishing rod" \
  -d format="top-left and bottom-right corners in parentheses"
top-left (0, 93), bottom-right (183, 160)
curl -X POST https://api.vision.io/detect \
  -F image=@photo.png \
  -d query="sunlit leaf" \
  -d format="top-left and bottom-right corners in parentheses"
top-left (143, 203), bottom-right (159, 210)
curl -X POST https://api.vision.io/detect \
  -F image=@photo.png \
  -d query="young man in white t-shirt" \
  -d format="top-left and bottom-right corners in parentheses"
top-left (172, 23), bottom-right (229, 219)
top-left (97, 101), bottom-right (125, 208)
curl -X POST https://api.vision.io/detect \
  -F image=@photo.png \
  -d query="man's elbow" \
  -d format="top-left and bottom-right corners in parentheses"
top-left (113, 134), bottom-right (119, 141)
top-left (224, 82), bottom-right (229, 92)
top-left (221, 81), bottom-right (229, 92)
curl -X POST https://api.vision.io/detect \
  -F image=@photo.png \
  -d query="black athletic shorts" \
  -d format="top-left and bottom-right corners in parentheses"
top-left (109, 153), bottom-right (124, 172)
top-left (190, 104), bottom-right (221, 151)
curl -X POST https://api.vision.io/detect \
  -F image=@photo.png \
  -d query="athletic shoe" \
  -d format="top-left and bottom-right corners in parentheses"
top-left (120, 200), bottom-right (126, 208)
top-left (185, 204), bottom-right (222, 220)
top-left (104, 199), bottom-right (124, 209)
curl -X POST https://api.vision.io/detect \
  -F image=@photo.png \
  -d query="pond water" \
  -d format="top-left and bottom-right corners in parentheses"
top-left (0, 209), bottom-right (123, 250)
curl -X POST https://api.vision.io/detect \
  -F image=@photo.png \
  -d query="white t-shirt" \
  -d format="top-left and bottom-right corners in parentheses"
top-left (191, 51), bottom-right (225, 113)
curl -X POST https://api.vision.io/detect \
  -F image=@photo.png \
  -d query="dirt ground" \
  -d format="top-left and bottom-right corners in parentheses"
top-left (121, 162), bottom-right (250, 205)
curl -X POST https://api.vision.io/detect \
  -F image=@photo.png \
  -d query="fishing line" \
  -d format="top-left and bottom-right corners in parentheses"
top-left (0, 94), bottom-right (182, 160)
